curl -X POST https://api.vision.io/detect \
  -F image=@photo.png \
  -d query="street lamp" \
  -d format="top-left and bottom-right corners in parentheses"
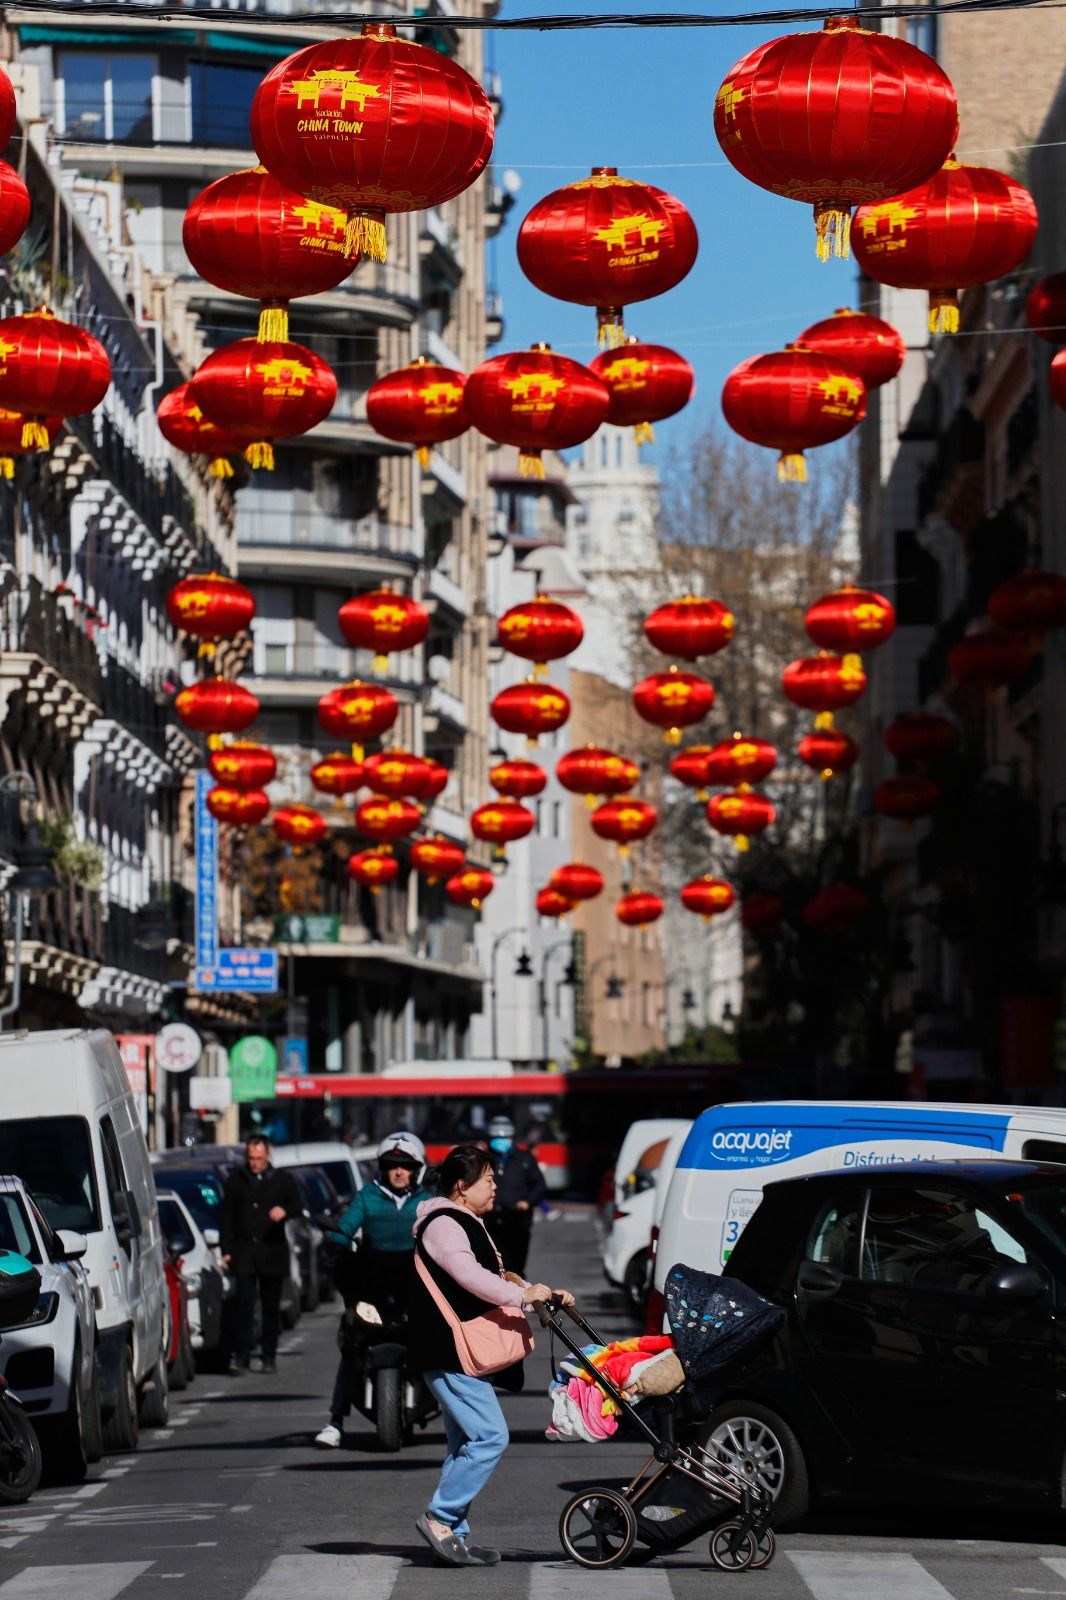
top-left (490, 925), bottom-right (528, 1060)
top-left (537, 936), bottom-right (573, 1068)
top-left (583, 951), bottom-right (624, 1062)
top-left (0, 773), bottom-right (60, 1027)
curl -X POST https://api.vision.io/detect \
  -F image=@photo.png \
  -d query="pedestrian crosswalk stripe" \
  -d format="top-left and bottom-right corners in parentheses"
top-left (0, 1562), bottom-right (152, 1599)
top-left (244, 1554), bottom-right (403, 1600)
top-left (789, 1552), bottom-right (956, 1599)
top-left (530, 1559), bottom-right (671, 1598)
top-left (1042, 1557), bottom-right (1066, 1580)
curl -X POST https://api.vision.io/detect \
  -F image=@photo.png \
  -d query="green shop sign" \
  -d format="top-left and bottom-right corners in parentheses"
top-left (273, 914), bottom-right (340, 944)
top-left (229, 1036), bottom-right (278, 1103)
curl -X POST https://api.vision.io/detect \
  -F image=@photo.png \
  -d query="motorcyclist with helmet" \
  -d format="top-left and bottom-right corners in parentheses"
top-left (314, 1131), bottom-right (429, 1448)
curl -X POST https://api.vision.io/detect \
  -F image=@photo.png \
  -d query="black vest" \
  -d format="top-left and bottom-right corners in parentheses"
top-left (408, 1206), bottom-right (505, 1374)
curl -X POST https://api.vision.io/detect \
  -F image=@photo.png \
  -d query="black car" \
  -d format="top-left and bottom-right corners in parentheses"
top-left (700, 1160), bottom-right (1066, 1525)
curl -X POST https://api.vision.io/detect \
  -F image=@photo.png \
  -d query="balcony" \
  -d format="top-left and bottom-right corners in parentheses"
top-left (425, 566), bottom-right (469, 625)
top-left (0, 576), bottom-right (102, 741)
top-left (421, 449), bottom-right (468, 516)
top-left (485, 291), bottom-right (505, 347)
top-left (423, 683), bottom-right (467, 738)
top-left (237, 511), bottom-right (423, 584)
top-left (420, 208), bottom-right (464, 287)
top-left (245, 643), bottom-right (420, 708)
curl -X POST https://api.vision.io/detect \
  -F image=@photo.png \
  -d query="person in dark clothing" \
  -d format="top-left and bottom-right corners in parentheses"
top-left (484, 1116), bottom-right (547, 1277)
top-left (220, 1135), bottom-right (303, 1374)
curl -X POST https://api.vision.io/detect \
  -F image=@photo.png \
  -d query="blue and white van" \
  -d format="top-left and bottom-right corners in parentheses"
top-left (653, 1100), bottom-right (1066, 1292)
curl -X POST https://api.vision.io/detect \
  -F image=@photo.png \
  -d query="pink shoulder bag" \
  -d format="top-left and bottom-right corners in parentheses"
top-left (414, 1228), bottom-right (534, 1378)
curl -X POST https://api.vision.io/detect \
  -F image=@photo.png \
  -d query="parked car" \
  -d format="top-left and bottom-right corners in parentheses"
top-left (0, 1175), bottom-right (102, 1481)
top-left (0, 1030), bottom-right (167, 1450)
top-left (289, 1166), bottom-right (343, 1304)
top-left (272, 1142), bottom-right (364, 1204)
top-left (603, 1120), bottom-right (691, 1311)
top-left (162, 1253), bottom-right (194, 1393)
top-left (155, 1190), bottom-right (226, 1366)
top-left (703, 1159), bottom-right (1066, 1526)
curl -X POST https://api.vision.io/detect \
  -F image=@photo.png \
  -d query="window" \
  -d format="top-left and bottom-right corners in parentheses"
top-left (99, 1116), bottom-right (128, 1222)
top-left (807, 1198), bottom-right (863, 1274)
top-left (0, 1117), bottom-right (99, 1234)
top-left (158, 1169), bottom-right (225, 1235)
top-left (0, 1194), bottom-right (39, 1263)
top-left (862, 1186), bottom-right (1032, 1293)
top-left (189, 62), bottom-right (262, 148)
top-left (1021, 1140), bottom-right (1066, 1166)
top-left (59, 52), bottom-right (155, 143)
top-left (264, 643), bottom-right (289, 676)
top-left (157, 1198), bottom-right (196, 1256)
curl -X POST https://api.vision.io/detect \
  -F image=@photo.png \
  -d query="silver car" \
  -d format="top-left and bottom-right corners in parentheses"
top-left (0, 1175), bottom-right (101, 1480)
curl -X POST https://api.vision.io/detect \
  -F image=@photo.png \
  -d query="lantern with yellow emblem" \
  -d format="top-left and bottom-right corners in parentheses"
top-left (497, 596), bottom-right (584, 675)
top-left (782, 653), bottom-right (867, 728)
top-left (310, 753), bottom-right (364, 798)
top-left (338, 588), bottom-right (429, 676)
top-left (615, 890), bottom-right (664, 928)
top-left (644, 596), bottom-right (734, 661)
top-left (590, 339), bottom-right (695, 442)
top-left (722, 346), bottom-right (866, 482)
top-left (680, 876), bottom-right (736, 921)
top-left (273, 804), bottom-right (327, 848)
top-left (366, 357), bottom-right (468, 466)
top-left (348, 849), bottom-right (399, 892)
top-left (550, 861), bottom-right (605, 903)
top-left (409, 836), bottom-right (466, 885)
top-left (491, 680), bottom-right (571, 744)
top-left (706, 733), bottom-right (777, 787)
top-left (536, 886), bottom-right (574, 920)
top-left (363, 750), bottom-right (432, 801)
top-left (188, 338), bottom-right (337, 470)
top-left (590, 798), bottom-right (657, 857)
top-left (470, 800), bottom-right (535, 860)
top-left (797, 728), bottom-right (859, 781)
top-left (707, 786), bottom-right (775, 851)
top-left (175, 678), bottom-right (260, 748)
top-left (632, 667), bottom-right (715, 744)
top-left (167, 574), bottom-right (255, 657)
top-left (355, 796), bottom-right (420, 850)
top-left (446, 867), bottom-right (495, 911)
top-left (489, 758), bottom-right (548, 802)
top-left (797, 309), bottom-right (906, 390)
top-left (157, 385), bottom-right (249, 479)
top-left (556, 747), bottom-right (638, 808)
top-left (465, 345), bottom-right (609, 478)
top-left (804, 585), bottom-right (896, 658)
top-left (317, 681), bottom-right (399, 759)
top-left (206, 787), bottom-right (270, 827)
top-left (209, 741), bottom-right (277, 790)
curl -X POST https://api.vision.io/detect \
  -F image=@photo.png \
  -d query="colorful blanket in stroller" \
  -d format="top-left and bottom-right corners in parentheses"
top-left (546, 1334), bottom-right (675, 1443)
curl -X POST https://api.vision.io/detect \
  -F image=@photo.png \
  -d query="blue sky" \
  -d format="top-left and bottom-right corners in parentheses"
top-left (489, 1), bottom-right (861, 458)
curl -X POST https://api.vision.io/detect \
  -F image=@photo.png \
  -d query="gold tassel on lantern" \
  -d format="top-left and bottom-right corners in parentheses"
top-left (634, 421), bottom-right (655, 446)
top-left (929, 292), bottom-right (960, 335)
top-left (209, 456), bottom-right (235, 478)
top-left (416, 446), bottom-right (431, 469)
top-left (350, 742), bottom-right (365, 762)
top-left (814, 710), bottom-right (836, 731)
top-left (842, 652), bottom-right (863, 676)
top-left (245, 440), bottom-right (275, 470)
top-left (371, 653), bottom-right (389, 677)
top-left (733, 834), bottom-right (750, 852)
top-left (345, 210), bottom-right (387, 263)
top-left (596, 306), bottom-right (626, 348)
top-left (519, 450), bottom-right (546, 479)
top-left (0, 457), bottom-right (13, 479)
top-left (777, 452), bottom-right (808, 484)
top-left (663, 727), bottom-right (682, 746)
top-left (257, 301), bottom-right (290, 343)
top-left (583, 795), bottom-right (597, 810)
top-left (20, 419), bottom-right (49, 450)
top-left (208, 733), bottom-right (224, 751)
top-left (814, 204), bottom-right (851, 263)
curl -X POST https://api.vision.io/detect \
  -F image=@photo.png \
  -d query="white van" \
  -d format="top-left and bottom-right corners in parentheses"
top-left (654, 1100), bottom-right (1066, 1295)
top-left (0, 1029), bottom-right (167, 1448)
top-left (271, 1141), bottom-right (365, 1204)
top-left (603, 1121), bottom-right (692, 1310)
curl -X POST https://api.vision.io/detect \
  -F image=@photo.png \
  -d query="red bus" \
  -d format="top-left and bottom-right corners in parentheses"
top-left (264, 1060), bottom-right (742, 1195)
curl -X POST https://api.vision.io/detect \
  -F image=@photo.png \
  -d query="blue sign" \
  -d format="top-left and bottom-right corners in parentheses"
top-left (196, 949), bottom-right (279, 994)
top-left (194, 770), bottom-right (218, 970)
top-left (282, 1036), bottom-right (309, 1077)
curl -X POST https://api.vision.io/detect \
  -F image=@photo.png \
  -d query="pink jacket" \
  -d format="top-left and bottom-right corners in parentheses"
top-left (416, 1197), bottom-right (528, 1308)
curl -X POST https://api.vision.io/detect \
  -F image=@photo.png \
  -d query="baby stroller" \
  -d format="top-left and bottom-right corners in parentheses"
top-left (538, 1263), bottom-right (784, 1572)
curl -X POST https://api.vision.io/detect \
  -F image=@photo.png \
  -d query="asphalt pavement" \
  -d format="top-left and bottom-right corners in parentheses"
top-left (0, 1206), bottom-right (1064, 1598)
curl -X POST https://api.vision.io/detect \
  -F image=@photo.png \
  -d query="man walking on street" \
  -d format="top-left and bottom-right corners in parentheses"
top-left (220, 1135), bottom-right (303, 1375)
top-left (485, 1116), bottom-right (547, 1277)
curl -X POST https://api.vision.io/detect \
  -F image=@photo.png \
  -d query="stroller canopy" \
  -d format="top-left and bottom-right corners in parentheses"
top-left (664, 1263), bottom-right (783, 1382)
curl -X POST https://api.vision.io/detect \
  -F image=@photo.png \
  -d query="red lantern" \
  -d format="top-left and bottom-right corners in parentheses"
top-left (491, 680), bottom-right (570, 744)
top-left (988, 569), bottom-right (1066, 638)
top-left (796, 308), bottom-right (906, 391)
top-left (0, 162), bottom-right (31, 258)
top-left (465, 345), bottom-right (609, 477)
top-left (884, 713), bottom-right (958, 762)
top-left (0, 308), bottom-right (110, 448)
top-left (1026, 273), bottom-right (1066, 345)
top-left (804, 585), bottom-right (896, 656)
top-left (471, 800), bottom-right (535, 858)
top-left (705, 733), bottom-right (777, 787)
top-left (338, 588), bottom-right (429, 675)
top-left (157, 384), bottom-right (248, 479)
top-left (421, 761), bottom-right (450, 804)
top-left (556, 747), bottom-right (638, 807)
top-left (209, 741), bottom-right (277, 790)
top-left (643, 596), bottom-right (734, 661)
top-left (852, 159), bottom-right (1038, 335)
top-left (670, 746), bottom-right (715, 800)
top-left (742, 892), bottom-right (785, 934)
top-left (803, 883), bottom-right (871, 933)
top-left (632, 667), bottom-right (715, 744)
top-left (874, 774), bottom-right (939, 822)
top-left (490, 759), bottom-right (547, 801)
top-left (798, 728), bottom-right (859, 781)
top-left (0, 71), bottom-right (15, 147)
top-left (446, 867), bottom-right (495, 911)
top-left (722, 346), bottom-right (866, 482)
top-left (517, 168), bottom-right (698, 346)
top-left (409, 836), bottom-right (466, 884)
top-left (348, 850), bottom-right (399, 892)
top-left (363, 750), bottom-right (432, 801)
top-left (782, 653), bottom-right (867, 728)
top-left (367, 357), bottom-right (468, 466)
top-left (714, 16), bottom-right (958, 259)
top-left (175, 678), bottom-right (259, 745)
top-left (948, 630), bottom-right (1032, 689)
top-left (356, 796), bottom-right (420, 849)
top-left (680, 876), bottom-right (736, 921)
top-left (498, 596), bottom-right (584, 672)
top-left (252, 22), bottom-right (494, 262)
top-left (615, 890), bottom-right (664, 928)
top-left (536, 886), bottom-right (574, 920)
top-left (590, 339), bottom-right (694, 442)
top-left (317, 680), bottom-right (399, 758)
top-left (311, 752), bottom-right (364, 797)
top-left (590, 798), bottom-right (657, 856)
top-left (206, 787), bottom-right (270, 827)
top-left (0, 409), bottom-right (61, 477)
top-left (707, 786), bottom-right (775, 851)
top-left (167, 573), bottom-right (255, 650)
top-left (550, 862), bottom-right (605, 903)
top-left (189, 338), bottom-right (337, 470)
top-left (182, 167), bottom-right (353, 343)
top-left (273, 804), bottom-right (327, 848)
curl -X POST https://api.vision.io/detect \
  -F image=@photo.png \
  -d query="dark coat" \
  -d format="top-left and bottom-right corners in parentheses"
top-left (408, 1207), bottom-right (506, 1374)
top-left (494, 1145), bottom-right (547, 1212)
top-left (220, 1164), bottom-right (303, 1278)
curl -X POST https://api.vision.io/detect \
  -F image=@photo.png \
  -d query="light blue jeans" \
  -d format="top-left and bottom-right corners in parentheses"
top-left (424, 1369), bottom-right (509, 1540)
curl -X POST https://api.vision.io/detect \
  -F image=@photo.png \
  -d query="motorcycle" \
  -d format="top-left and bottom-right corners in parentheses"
top-left (0, 1250), bottom-right (43, 1504)
top-left (333, 1246), bottom-right (437, 1453)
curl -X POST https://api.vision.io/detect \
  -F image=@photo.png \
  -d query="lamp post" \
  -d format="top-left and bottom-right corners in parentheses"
top-left (490, 925), bottom-right (528, 1061)
top-left (0, 772), bottom-right (61, 1027)
top-left (582, 951), bottom-right (624, 1063)
top-left (537, 936), bottom-right (572, 1069)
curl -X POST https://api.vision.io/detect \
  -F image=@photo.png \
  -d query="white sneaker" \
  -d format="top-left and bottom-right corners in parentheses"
top-left (315, 1424), bottom-right (342, 1449)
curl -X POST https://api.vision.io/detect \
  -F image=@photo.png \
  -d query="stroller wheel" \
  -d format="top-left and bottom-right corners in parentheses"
top-left (559, 1488), bottom-right (637, 1569)
top-left (708, 1521), bottom-right (757, 1571)
top-left (749, 1528), bottom-right (776, 1569)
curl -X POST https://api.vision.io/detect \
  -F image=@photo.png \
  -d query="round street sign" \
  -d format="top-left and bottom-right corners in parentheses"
top-left (155, 1022), bottom-right (203, 1075)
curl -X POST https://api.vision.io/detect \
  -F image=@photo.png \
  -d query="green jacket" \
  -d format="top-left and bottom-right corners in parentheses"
top-left (328, 1180), bottom-right (430, 1253)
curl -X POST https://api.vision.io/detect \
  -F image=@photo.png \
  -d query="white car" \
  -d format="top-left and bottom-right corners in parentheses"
top-left (603, 1121), bottom-right (692, 1312)
top-left (271, 1142), bottom-right (365, 1204)
top-left (155, 1190), bottom-right (226, 1359)
top-left (0, 1175), bottom-right (101, 1480)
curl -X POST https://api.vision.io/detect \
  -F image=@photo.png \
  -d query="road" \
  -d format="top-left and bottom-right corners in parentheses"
top-left (1, 1207), bottom-right (1064, 1598)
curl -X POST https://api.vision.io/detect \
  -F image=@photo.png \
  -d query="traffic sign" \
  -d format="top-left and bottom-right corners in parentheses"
top-left (155, 1022), bottom-right (203, 1075)
top-left (195, 949), bottom-right (279, 994)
